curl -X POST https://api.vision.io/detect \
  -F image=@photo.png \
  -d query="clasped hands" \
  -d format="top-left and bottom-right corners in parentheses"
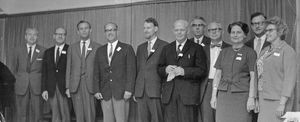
top-left (94, 91), bottom-right (132, 101)
top-left (166, 65), bottom-right (184, 82)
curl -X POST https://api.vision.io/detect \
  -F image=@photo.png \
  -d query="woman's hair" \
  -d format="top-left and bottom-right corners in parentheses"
top-left (265, 16), bottom-right (288, 40)
top-left (227, 21), bottom-right (249, 35)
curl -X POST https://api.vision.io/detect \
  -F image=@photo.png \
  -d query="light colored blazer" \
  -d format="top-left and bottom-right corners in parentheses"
top-left (259, 41), bottom-right (297, 100)
top-left (13, 44), bottom-right (45, 95)
top-left (66, 40), bottom-right (101, 94)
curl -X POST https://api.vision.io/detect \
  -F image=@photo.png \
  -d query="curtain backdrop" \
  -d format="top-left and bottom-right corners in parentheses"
top-left (0, 0), bottom-right (298, 121)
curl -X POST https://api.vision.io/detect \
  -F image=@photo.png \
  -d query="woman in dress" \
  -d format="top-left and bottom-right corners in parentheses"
top-left (210, 21), bottom-right (257, 122)
top-left (257, 16), bottom-right (297, 122)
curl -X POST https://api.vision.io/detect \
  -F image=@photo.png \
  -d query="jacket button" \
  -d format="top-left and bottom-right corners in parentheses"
top-left (56, 70), bottom-right (58, 72)
top-left (110, 79), bottom-right (112, 82)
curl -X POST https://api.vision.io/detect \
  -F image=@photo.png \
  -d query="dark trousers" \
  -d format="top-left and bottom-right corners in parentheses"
top-left (164, 87), bottom-right (196, 122)
top-left (136, 92), bottom-right (163, 122)
top-left (16, 88), bottom-right (41, 122)
top-left (71, 80), bottom-right (95, 122)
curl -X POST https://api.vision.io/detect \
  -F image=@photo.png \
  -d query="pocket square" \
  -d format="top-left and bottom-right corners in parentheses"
top-left (36, 58), bottom-right (43, 61)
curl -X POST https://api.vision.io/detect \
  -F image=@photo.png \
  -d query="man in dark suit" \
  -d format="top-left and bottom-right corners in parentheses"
top-left (245, 12), bottom-right (270, 122)
top-left (0, 61), bottom-right (15, 116)
top-left (134, 17), bottom-right (168, 122)
top-left (199, 22), bottom-right (230, 122)
top-left (12, 27), bottom-right (46, 122)
top-left (94, 22), bottom-right (136, 122)
top-left (245, 12), bottom-right (270, 56)
top-left (41, 27), bottom-right (70, 122)
top-left (158, 19), bottom-right (207, 122)
top-left (65, 21), bottom-right (101, 122)
top-left (190, 16), bottom-right (210, 47)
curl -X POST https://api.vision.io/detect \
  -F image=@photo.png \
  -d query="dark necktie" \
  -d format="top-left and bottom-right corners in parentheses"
top-left (80, 41), bottom-right (86, 75)
top-left (26, 46), bottom-right (32, 73)
top-left (56, 47), bottom-right (60, 64)
top-left (108, 43), bottom-right (113, 65)
top-left (177, 44), bottom-right (182, 54)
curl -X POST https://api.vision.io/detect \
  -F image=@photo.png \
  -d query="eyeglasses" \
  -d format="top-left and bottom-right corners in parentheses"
top-left (191, 24), bottom-right (205, 27)
top-left (251, 21), bottom-right (265, 26)
top-left (265, 28), bottom-right (276, 33)
top-left (208, 28), bottom-right (222, 32)
top-left (105, 29), bottom-right (117, 32)
top-left (55, 33), bottom-right (66, 36)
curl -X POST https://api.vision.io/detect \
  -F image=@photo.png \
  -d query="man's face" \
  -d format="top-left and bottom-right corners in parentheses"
top-left (53, 28), bottom-right (66, 45)
top-left (25, 29), bottom-right (38, 45)
top-left (77, 22), bottom-right (91, 40)
top-left (251, 15), bottom-right (266, 35)
top-left (144, 22), bottom-right (157, 40)
top-left (191, 19), bottom-right (206, 37)
top-left (207, 23), bottom-right (222, 40)
top-left (105, 23), bottom-right (118, 43)
top-left (173, 21), bottom-right (188, 41)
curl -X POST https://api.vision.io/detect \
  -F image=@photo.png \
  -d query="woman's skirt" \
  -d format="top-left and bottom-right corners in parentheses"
top-left (216, 91), bottom-right (252, 122)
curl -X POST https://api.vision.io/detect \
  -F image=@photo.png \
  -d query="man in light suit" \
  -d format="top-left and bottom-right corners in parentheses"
top-left (199, 22), bottom-right (230, 122)
top-left (134, 17), bottom-right (168, 122)
top-left (190, 16), bottom-right (210, 47)
top-left (42, 27), bottom-right (70, 122)
top-left (245, 12), bottom-right (270, 56)
top-left (244, 12), bottom-right (270, 122)
top-left (94, 22), bottom-right (136, 122)
top-left (158, 20), bottom-right (207, 122)
top-left (13, 27), bottom-right (46, 122)
top-left (65, 20), bottom-right (101, 122)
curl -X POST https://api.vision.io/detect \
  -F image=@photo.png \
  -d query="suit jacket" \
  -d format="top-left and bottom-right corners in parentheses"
top-left (13, 44), bottom-right (46, 95)
top-left (245, 37), bottom-right (270, 51)
top-left (259, 41), bottom-right (296, 100)
top-left (0, 61), bottom-right (15, 84)
top-left (200, 40), bottom-right (231, 104)
top-left (190, 36), bottom-right (210, 46)
top-left (134, 38), bottom-right (168, 98)
top-left (94, 41), bottom-right (136, 100)
top-left (158, 39), bottom-right (207, 105)
top-left (42, 44), bottom-right (69, 98)
top-left (66, 41), bottom-right (101, 94)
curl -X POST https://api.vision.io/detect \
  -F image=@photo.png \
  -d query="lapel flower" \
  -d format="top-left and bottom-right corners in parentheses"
top-left (150, 49), bottom-right (155, 53)
top-left (117, 47), bottom-right (121, 51)
top-left (178, 53), bottom-right (183, 57)
top-left (36, 49), bottom-right (40, 53)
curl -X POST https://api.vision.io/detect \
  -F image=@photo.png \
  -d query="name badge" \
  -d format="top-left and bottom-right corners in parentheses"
top-left (150, 49), bottom-right (155, 53)
top-left (61, 51), bottom-right (66, 54)
top-left (117, 47), bottom-right (122, 52)
top-left (273, 52), bottom-right (280, 56)
top-left (237, 53), bottom-right (242, 56)
top-left (36, 49), bottom-right (40, 53)
top-left (178, 53), bottom-right (183, 57)
top-left (236, 57), bottom-right (242, 60)
top-left (188, 54), bottom-right (190, 59)
top-left (87, 48), bottom-right (92, 51)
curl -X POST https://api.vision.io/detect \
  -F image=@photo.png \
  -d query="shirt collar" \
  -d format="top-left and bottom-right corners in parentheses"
top-left (194, 36), bottom-right (204, 42)
top-left (176, 38), bottom-right (187, 47)
top-left (255, 34), bottom-right (266, 41)
top-left (27, 43), bottom-right (36, 49)
top-left (55, 43), bottom-right (65, 50)
top-left (108, 40), bottom-right (119, 47)
top-left (81, 39), bottom-right (90, 45)
top-left (148, 36), bottom-right (157, 45)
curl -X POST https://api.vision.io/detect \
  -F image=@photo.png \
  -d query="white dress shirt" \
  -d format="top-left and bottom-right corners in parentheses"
top-left (208, 41), bottom-right (223, 79)
top-left (26, 43), bottom-right (36, 61)
top-left (254, 34), bottom-right (266, 54)
top-left (54, 44), bottom-right (65, 62)
top-left (176, 39), bottom-right (187, 52)
top-left (107, 40), bottom-right (119, 62)
top-left (194, 36), bottom-right (204, 45)
top-left (80, 39), bottom-right (91, 57)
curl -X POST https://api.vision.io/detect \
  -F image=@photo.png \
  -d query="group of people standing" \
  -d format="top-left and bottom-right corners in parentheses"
top-left (9, 11), bottom-right (296, 122)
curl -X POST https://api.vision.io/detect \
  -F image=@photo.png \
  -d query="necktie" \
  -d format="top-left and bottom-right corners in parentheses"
top-left (210, 44), bottom-right (222, 48)
top-left (56, 47), bottom-right (60, 64)
top-left (80, 41), bottom-right (86, 75)
top-left (255, 38), bottom-right (262, 55)
top-left (177, 44), bottom-right (182, 53)
top-left (26, 46), bottom-right (32, 73)
top-left (147, 41), bottom-right (152, 56)
top-left (81, 41), bottom-right (86, 58)
top-left (108, 43), bottom-right (113, 65)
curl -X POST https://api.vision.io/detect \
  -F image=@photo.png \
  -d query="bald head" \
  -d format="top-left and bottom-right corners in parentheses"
top-left (173, 19), bottom-right (189, 43)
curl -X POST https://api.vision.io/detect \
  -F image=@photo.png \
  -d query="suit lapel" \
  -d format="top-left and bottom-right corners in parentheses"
top-left (110, 41), bottom-right (121, 65)
top-left (141, 42), bottom-right (148, 60)
top-left (147, 39), bottom-right (160, 60)
top-left (75, 42), bottom-right (81, 58)
top-left (85, 41), bottom-right (94, 59)
top-left (57, 45), bottom-right (68, 65)
top-left (31, 45), bottom-right (40, 64)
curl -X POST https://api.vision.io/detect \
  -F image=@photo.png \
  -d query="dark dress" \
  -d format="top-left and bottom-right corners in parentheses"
top-left (214, 45), bottom-right (256, 122)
